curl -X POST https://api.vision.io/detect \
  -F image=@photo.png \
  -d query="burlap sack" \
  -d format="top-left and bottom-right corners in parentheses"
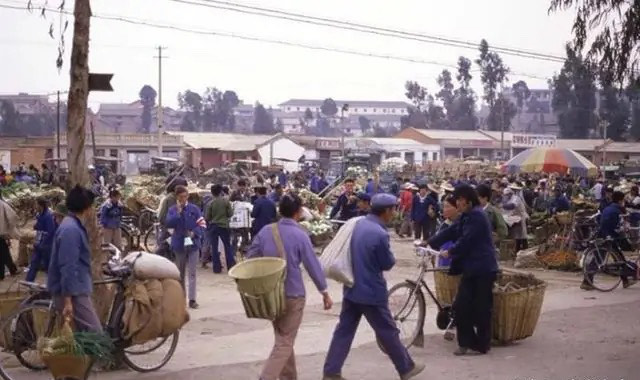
top-left (122, 279), bottom-right (164, 345)
top-left (160, 279), bottom-right (189, 337)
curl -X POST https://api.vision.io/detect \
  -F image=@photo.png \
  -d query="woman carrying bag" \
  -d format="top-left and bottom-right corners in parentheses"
top-left (246, 194), bottom-right (333, 380)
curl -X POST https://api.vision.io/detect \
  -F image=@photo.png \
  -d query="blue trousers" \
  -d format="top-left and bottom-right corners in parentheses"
top-left (210, 225), bottom-right (235, 273)
top-left (323, 298), bottom-right (414, 376)
top-left (25, 248), bottom-right (49, 282)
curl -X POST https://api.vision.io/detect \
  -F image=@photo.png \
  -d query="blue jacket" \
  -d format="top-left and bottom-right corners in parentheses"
top-left (99, 200), bottom-right (123, 229)
top-left (251, 196), bottom-right (277, 235)
top-left (599, 203), bottom-right (623, 239)
top-left (34, 208), bottom-right (56, 253)
top-left (278, 172), bottom-right (287, 186)
top-left (429, 206), bottom-right (498, 277)
top-left (166, 203), bottom-right (205, 252)
top-left (550, 195), bottom-right (570, 214)
top-left (268, 191), bottom-right (282, 204)
top-left (47, 216), bottom-right (92, 296)
top-left (330, 193), bottom-right (358, 220)
top-left (344, 215), bottom-right (396, 305)
top-left (310, 175), bottom-right (319, 193)
top-left (411, 194), bottom-right (439, 223)
top-left (316, 178), bottom-right (329, 194)
top-left (365, 181), bottom-right (382, 195)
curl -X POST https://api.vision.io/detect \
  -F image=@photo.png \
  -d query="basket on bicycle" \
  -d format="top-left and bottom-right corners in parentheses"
top-left (492, 272), bottom-right (546, 344)
top-left (228, 257), bottom-right (287, 321)
top-left (433, 271), bottom-right (460, 305)
top-left (0, 282), bottom-right (27, 349)
top-left (554, 212), bottom-right (572, 226)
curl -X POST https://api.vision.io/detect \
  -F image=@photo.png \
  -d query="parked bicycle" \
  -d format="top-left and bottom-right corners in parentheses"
top-left (581, 234), bottom-right (640, 292)
top-left (0, 244), bottom-right (179, 380)
top-left (379, 245), bottom-right (455, 352)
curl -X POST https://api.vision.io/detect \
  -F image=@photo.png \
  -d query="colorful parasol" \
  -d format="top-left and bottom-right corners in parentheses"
top-left (502, 147), bottom-right (598, 177)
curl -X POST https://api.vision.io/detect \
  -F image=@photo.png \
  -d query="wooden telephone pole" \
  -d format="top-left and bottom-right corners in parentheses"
top-left (65, 0), bottom-right (110, 319)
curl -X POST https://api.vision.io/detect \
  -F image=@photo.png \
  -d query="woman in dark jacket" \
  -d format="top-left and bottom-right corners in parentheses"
top-left (428, 185), bottom-right (498, 356)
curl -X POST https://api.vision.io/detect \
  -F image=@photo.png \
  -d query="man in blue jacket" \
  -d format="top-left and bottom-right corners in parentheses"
top-left (26, 197), bottom-right (56, 282)
top-left (166, 185), bottom-right (206, 309)
top-left (323, 194), bottom-right (424, 380)
top-left (99, 189), bottom-right (123, 251)
top-left (582, 191), bottom-right (637, 290)
top-left (549, 187), bottom-right (571, 214)
top-left (411, 184), bottom-right (439, 242)
top-left (329, 179), bottom-right (358, 221)
top-left (251, 186), bottom-right (277, 237)
top-left (429, 185), bottom-right (498, 356)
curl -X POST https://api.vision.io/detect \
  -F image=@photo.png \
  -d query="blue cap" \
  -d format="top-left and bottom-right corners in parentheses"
top-left (357, 192), bottom-right (371, 202)
top-left (371, 193), bottom-right (397, 208)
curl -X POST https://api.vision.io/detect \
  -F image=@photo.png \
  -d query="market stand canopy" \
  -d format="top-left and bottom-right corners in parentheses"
top-left (502, 147), bottom-right (597, 177)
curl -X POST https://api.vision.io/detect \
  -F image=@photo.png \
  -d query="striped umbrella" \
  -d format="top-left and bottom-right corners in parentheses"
top-left (502, 147), bottom-right (598, 177)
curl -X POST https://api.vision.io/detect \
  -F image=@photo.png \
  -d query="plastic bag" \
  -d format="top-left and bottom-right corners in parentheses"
top-left (319, 216), bottom-right (364, 287)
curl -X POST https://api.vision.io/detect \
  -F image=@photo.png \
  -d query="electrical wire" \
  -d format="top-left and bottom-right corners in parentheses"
top-left (169, 0), bottom-right (566, 63)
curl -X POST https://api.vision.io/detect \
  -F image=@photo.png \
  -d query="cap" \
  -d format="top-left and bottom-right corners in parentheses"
top-left (371, 193), bottom-right (397, 208)
top-left (357, 192), bottom-right (371, 202)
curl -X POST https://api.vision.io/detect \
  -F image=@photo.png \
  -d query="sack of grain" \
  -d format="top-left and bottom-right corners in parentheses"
top-left (160, 279), bottom-right (189, 336)
top-left (122, 279), bottom-right (164, 345)
top-left (124, 251), bottom-right (181, 280)
top-left (514, 246), bottom-right (543, 269)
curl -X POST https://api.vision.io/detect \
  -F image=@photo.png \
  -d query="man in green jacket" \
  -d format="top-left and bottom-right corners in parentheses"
top-left (477, 184), bottom-right (508, 242)
top-left (205, 184), bottom-right (235, 273)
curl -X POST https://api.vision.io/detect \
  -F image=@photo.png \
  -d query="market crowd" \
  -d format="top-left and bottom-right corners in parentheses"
top-left (1, 163), bottom-right (639, 380)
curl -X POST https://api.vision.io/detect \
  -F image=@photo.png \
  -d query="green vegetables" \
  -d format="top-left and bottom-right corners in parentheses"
top-left (39, 330), bottom-right (114, 364)
top-left (300, 220), bottom-right (333, 236)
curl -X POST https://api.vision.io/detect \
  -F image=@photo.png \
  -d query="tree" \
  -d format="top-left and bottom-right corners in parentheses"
top-left (0, 100), bottom-right (21, 135)
top-left (511, 80), bottom-right (531, 130)
top-left (551, 45), bottom-right (598, 138)
top-left (405, 81), bottom-right (427, 110)
top-left (448, 56), bottom-right (478, 130)
top-left (253, 102), bottom-right (275, 134)
top-left (486, 95), bottom-right (517, 132)
top-left (178, 90), bottom-right (203, 131)
top-left (550, 0), bottom-right (640, 85)
top-left (627, 84), bottom-right (640, 140)
top-left (358, 116), bottom-right (371, 134)
top-left (599, 71), bottom-right (630, 141)
top-left (476, 39), bottom-right (510, 131)
top-left (373, 124), bottom-right (389, 137)
top-left (436, 69), bottom-right (455, 116)
top-left (425, 95), bottom-right (448, 129)
top-left (139, 85), bottom-right (157, 133)
top-left (320, 98), bottom-right (338, 117)
top-left (304, 108), bottom-right (314, 122)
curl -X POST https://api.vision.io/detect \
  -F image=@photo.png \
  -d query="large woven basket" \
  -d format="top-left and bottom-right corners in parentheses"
top-left (0, 285), bottom-right (27, 348)
top-left (42, 354), bottom-right (92, 380)
top-left (228, 257), bottom-right (287, 321)
top-left (492, 272), bottom-right (546, 344)
top-left (433, 271), bottom-right (460, 305)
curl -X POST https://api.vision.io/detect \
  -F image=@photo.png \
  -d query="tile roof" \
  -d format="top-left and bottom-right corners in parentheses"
top-left (167, 131), bottom-right (282, 151)
top-left (410, 128), bottom-right (494, 141)
top-left (279, 99), bottom-right (411, 109)
top-left (555, 139), bottom-right (606, 151)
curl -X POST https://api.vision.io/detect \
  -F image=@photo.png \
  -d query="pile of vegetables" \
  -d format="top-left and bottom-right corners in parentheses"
top-left (300, 220), bottom-right (333, 236)
top-left (1, 183), bottom-right (66, 224)
top-left (38, 323), bottom-right (114, 364)
top-left (297, 189), bottom-right (322, 209)
top-left (345, 166), bottom-right (368, 179)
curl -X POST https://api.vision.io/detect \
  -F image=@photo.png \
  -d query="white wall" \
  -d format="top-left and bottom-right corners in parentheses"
top-left (257, 137), bottom-right (305, 172)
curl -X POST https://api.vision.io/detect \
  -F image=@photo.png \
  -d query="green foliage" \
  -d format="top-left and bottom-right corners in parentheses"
top-left (627, 85), bottom-right (640, 140)
top-left (436, 69), bottom-right (455, 113)
top-left (405, 81), bottom-right (427, 109)
top-left (450, 57), bottom-right (478, 130)
top-left (320, 98), bottom-right (338, 117)
top-left (599, 72), bottom-right (630, 141)
top-left (549, 0), bottom-right (640, 85)
top-left (253, 102), bottom-right (275, 134)
top-left (551, 46), bottom-right (598, 138)
top-left (487, 95), bottom-right (517, 132)
top-left (511, 80), bottom-right (531, 111)
top-left (178, 88), bottom-right (239, 132)
top-left (358, 116), bottom-right (371, 134)
top-left (476, 39), bottom-right (510, 131)
top-left (177, 90), bottom-right (203, 132)
top-left (304, 108), bottom-right (314, 121)
top-left (139, 85), bottom-right (157, 133)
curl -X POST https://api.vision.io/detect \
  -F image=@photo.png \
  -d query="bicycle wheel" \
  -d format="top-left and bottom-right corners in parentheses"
top-left (122, 331), bottom-right (179, 372)
top-left (0, 304), bottom-right (58, 380)
top-left (583, 248), bottom-right (623, 292)
top-left (378, 281), bottom-right (426, 352)
top-left (143, 226), bottom-right (159, 253)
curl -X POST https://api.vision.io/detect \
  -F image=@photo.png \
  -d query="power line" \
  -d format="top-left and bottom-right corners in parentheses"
top-left (0, 2), bottom-right (552, 81)
top-left (169, 0), bottom-right (566, 63)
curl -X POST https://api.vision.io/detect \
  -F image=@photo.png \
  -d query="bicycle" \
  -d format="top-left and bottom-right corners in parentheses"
top-left (0, 244), bottom-right (179, 380)
top-left (378, 245), bottom-right (455, 352)
top-left (581, 234), bottom-right (640, 292)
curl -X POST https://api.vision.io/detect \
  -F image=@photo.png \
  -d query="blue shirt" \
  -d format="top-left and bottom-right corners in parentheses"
top-left (330, 193), bottom-right (358, 220)
top-left (278, 172), bottom-right (287, 186)
top-left (365, 181), bottom-right (382, 195)
top-left (316, 178), bottom-right (329, 194)
top-left (344, 215), bottom-right (396, 305)
top-left (166, 203), bottom-right (205, 252)
top-left (429, 207), bottom-right (498, 277)
top-left (550, 195), bottom-right (570, 214)
top-left (411, 194), bottom-right (439, 223)
top-left (246, 218), bottom-right (327, 298)
top-left (599, 203), bottom-right (623, 239)
top-left (99, 200), bottom-right (123, 229)
top-left (34, 208), bottom-right (56, 252)
top-left (47, 215), bottom-right (92, 296)
top-left (268, 191), bottom-right (282, 204)
top-left (251, 196), bottom-right (277, 235)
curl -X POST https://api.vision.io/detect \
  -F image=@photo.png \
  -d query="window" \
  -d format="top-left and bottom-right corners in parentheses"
top-left (287, 107), bottom-right (291, 111)
top-left (373, 108), bottom-right (377, 112)
top-left (110, 149), bottom-right (118, 157)
top-left (296, 107), bottom-right (300, 111)
top-left (354, 108), bottom-right (358, 112)
top-left (383, 108), bottom-right (387, 113)
top-left (96, 149), bottom-right (105, 156)
top-left (363, 108), bottom-right (368, 112)
top-left (392, 109), bottom-right (396, 113)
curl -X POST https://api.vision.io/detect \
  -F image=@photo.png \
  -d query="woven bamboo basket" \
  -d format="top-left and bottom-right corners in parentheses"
top-left (499, 239), bottom-right (516, 261)
top-left (42, 354), bottom-right (92, 380)
top-left (433, 271), bottom-right (460, 305)
top-left (492, 272), bottom-right (546, 344)
top-left (554, 212), bottom-right (572, 226)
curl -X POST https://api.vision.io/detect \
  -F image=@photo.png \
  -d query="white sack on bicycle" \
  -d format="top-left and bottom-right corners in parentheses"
top-left (124, 251), bottom-right (181, 280)
top-left (319, 216), bottom-right (364, 287)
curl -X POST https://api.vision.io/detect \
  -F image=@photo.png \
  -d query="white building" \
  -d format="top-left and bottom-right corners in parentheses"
top-left (345, 137), bottom-right (440, 166)
top-left (278, 99), bottom-right (411, 117)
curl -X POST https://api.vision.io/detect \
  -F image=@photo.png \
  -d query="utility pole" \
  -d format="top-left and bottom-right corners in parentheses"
top-left (602, 120), bottom-right (608, 168)
top-left (56, 90), bottom-right (60, 159)
top-left (340, 104), bottom-right (349, 176)
top-left (155, 46), bottom-right (168, 155)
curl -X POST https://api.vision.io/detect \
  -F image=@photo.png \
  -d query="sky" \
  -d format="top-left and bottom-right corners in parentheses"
top-left (0, 0), bottom-right (577, 111)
